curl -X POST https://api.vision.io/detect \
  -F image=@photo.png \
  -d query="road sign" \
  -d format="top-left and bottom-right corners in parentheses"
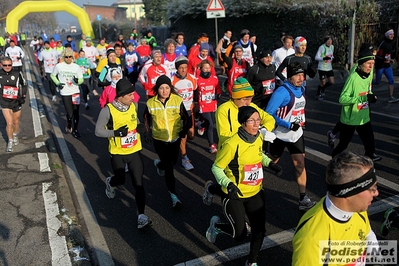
top-left (206, 10), bottom-right (225, 19)
top-left (206, 0), bottom-right (224, 11)
top-left (96, 14), bottom-right (101, 21)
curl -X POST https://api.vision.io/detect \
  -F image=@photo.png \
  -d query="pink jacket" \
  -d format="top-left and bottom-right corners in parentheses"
top-left (99, 85), bottom-right (140, 108)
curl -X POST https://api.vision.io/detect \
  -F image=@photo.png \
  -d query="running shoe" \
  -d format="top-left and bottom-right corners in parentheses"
top-left (314, 94), bottom-right (324, 101)
top-left (6, 141), bottom-right (13, 152)
top-left (154, 159), bottom-right (165, 176)
top-left (125, 164), bottom-right (129, 173)
top-left (370, 153), bottom-right (382, 162)
top-left (197, 121), bottom-right (205, 136)
top-left (52, 95), bottom-right (57, 102)
top-left (85, 103), bottom-right (89, 109)
top-left (170, 192), bottom-right (182, 208)
top-left (137, 214), bottom-right (152, 229)
top-left (206, 215), bottom-right (220, 243)
top-left (380, 208), bottom-right (398, 236)
top-left (209, 144), bottom-right (217, 154)
top-left (245, 221), bottom-right (252, 237)
top-left (387, 96), bottom-right (399, 103)
top-left (203, 181), bottom-right (214, 206)
top-left (65, 126), bottom-right (73, 133)
top-left (245, 261), bottom-right (258, 266)
top-left (72, 131), bottom-right (81, 138)
top-left (13, 135), bottom-right (19, 146)
top-left (182, 157), bottom-right (194, 171)
top-left (299, 195), bottom-right (316, 211)
top-left (105, 176), bottom-right (116, 199)
top-left (327, 130), bottom-right (335, 149)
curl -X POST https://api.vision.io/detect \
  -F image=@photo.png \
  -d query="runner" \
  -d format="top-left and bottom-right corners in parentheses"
top-left (98, 48), bottom-right (123, 88)
top-left (314, 36), bottom-right (335, 100)
top-left (272, 35), bottom-right (294, 86)
top-left (187, 43), bottom-right (215, 78)
top-left (205, 106), bottom-right (282, 266)
top-left (5, 40), bottom-right (25, 73)
top-left (266, 61), bottom-right (316, 211)
top-left (171, 56), bottom-right (197, 170)
top-left (174, 32), bottom-right (187, 57)
top-left (143, 75), bottom-right (192, 208)
top-left (50, 49), bottom-right (84, 138)
top-left (124, 42), bottom-right (142, 85)
top-left (237, 29), bottom-right (256, 66)
top-left (162, 38), bottom-right (178, 77)
top-left (38, 40), bottom-right (59, 102)
top-left (0, 56), bottom-right (27, 152)
top-left (292, 151), bottom-right (379, 265)
top-left (82, 37), bottom-right (99, 97)
top-left (94, 78), bottom-right (151, 229)
top-left (196, 59), bottom-right (221, 153)
top-left (76, 49), bottom-right (95, 109)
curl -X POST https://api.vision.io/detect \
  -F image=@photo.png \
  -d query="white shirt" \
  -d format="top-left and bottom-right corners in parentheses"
top-left (52, 62), bottom-right (83, 96)
top-left (272, 46), bottom-right (295, 80)
top-left (82, 46), bottom-right (99, 68)
top-left (38, 48), bottom-right (59, 73)
top-left (5, 46), bottom-right (25, 67)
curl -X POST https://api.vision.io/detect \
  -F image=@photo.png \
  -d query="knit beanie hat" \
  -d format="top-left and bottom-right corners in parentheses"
top-left (233, 44), bottom-right (243, 52)
top-left (116, 79), bottom-right (135, 97)
top-left (287, 62), bottom-right (305, 79)
top-left (232, 78), bottom-right (254, 99)
top-left (294, 36), bottom-right (307, 48)
top-left (258, 48), bottom-right (272, 59)
top-left (175, 56), bottom-right (188, 69)
top-left (385, 29), bottom-right (394, 37)
top-left (200, 43), bottom-right (209, 51)
top-left (153, 75), bottom-right (172, 93)
top-left (357, 49), bottom-right (375, 65)
top-left (152, 49), bottom-right (162, 57)
top-left (238, 106), bottom-right (258, 124)
top-left (106, 46), bottom-right (116, 57)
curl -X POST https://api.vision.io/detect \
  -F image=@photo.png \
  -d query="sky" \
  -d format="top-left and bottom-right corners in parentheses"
top-left (55, 0), bottom-right (113, 25)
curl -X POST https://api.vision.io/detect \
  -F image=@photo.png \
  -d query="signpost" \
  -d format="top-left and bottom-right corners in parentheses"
top-left (206, 0), bottom-right (225, 66)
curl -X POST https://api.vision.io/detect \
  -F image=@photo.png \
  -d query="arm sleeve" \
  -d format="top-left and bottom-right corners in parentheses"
top-left (50, 66), bottom-right (60, 85)
top-left (95, 106), bottom-right (115, 138)
top-left (315, 46), bottom-right (324, 62)
top-left (245, 66), bottom-right (256, 84)
top-left (265, 89), bottom-right (291, 129)
top-left (211, 163), bottom-right (232, 188)
top-left (276, 57), bottom-right (288, 81)
top-left (261, 153), bottom-right (272, 167)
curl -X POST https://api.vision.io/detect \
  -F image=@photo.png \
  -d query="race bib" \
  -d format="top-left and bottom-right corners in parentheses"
top-left (241, 162), bottom-right (264, 186)
top-left (201, 92), bottom-right (215, 101)
top-left (120, 129), bottom-right (138, 148)
top-left (291, 108), bottom-right (305, 126)
top-left (357, 102), bottom-right (369, 110)
top-left (2, 86), bottom-right (18, 99)
top-left (72, 93), bottom-right (80, 105)
top-left (262, 79), bottom-right (275, 95)
top-left (46, 59), bottom-right (55, 67)
top-left (177, 88), bottom-right (193, 102)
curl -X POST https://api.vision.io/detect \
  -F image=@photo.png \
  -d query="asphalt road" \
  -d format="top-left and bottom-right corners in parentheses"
top-left (25, 46), bottom-right (399, 266)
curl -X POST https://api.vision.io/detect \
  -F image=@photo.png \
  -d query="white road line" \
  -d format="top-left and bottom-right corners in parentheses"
top-left (35, 141), bottom-right (46, 148)
top-left (24, 54), bottom-right (43, 137)
top-left (38, 152), bottom-right (51, 172)
top-left (38, 83), bottom-right (114, 265)
top-left (42, 182), bottom-right (72, 266)
top-left (176, 147), bottom-right (399, 266)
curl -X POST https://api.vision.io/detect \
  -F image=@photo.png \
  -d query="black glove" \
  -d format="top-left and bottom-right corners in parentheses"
top-left (114, 125), bottom-right (128, 137)
top-left (73, 76), bottom-right (79, 83)
top-left (367, 94), bottom-right (377, 103)
top-left (227, 182), bottom-right (243, 200)
top-left (136, 123), bottom-right (145, 135)
top-left (18, 97), bottom-right (26, 105)
top-left (290, 122), bottom-right (300, 131)
top-left (268, 162), bottom-right (283, 177)
top-left (58, 83), bottom-right (65, 90)
top-left (323, 56), bottom-right (331, 60)
top-left (17, 57), bottom-right (22, 60)
top-left (179, 130), bottom-right (187, 139)
top-left (144, 131), bottom-right (152, 144)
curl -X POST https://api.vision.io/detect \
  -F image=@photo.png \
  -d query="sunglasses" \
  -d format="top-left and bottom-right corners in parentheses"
top-left (64, 56), bottom-right (73, 58)
top-left (2, 64), bottom-right (12, 67)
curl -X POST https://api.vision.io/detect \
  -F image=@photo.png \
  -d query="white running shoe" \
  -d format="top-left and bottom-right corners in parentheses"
top-left (137, 214), bottom-right (152, 229)
top-left (105, 177), bottom-right (116, 199)
top-left (182, 157), bottom-right (194, 171)
top-left (203, 181), bottom-right (214, 206)
top-left (52, 95), bottom-right (57, 102)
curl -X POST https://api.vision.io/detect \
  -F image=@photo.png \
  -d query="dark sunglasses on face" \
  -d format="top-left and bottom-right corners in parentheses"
top-left (2, 64), bottom-right (12, 67)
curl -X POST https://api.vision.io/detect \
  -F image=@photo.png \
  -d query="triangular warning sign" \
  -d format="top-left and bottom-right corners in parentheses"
top-left (206, 0), bottom-right (225, 11)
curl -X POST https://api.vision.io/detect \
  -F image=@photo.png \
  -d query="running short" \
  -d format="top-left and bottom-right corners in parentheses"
top-left (269, 135), bottom-right (305, 158)
top-left (0, 99), bottom-right (22, 112)
top-left (318, 70), bottom-right (334, 80)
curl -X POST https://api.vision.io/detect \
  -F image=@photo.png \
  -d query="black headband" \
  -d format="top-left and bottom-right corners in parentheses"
top-left (327, 168), bottom-right (376, 197)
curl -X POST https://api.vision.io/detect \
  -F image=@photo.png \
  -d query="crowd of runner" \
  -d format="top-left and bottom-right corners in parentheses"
top-left (1, 28), bottom-right (398, 266)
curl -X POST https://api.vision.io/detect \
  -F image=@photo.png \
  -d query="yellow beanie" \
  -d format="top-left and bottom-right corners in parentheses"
top-left (232, 78), bottom-right (254, 99)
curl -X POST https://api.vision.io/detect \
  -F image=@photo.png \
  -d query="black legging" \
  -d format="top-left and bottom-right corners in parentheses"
top-left (46, 73), bottom-right (56, 96)
top-left (153, 138), bottom-right (181, 194)
top-left (80, 78), bottom-right (91, 103)
top-left (332, 121), bottom-right (375, 158)
top-left (201, 112), bottom-right (215, 145)
top-left (109, 152), bottom-right (146, 214)
top-left (61, 95), bottom-right (80, 131)
top-left (216, 190), bottom-right (266, 263)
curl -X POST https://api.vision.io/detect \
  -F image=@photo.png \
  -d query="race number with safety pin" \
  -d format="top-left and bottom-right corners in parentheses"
top-left (242, 162), bottom-right (264, 186)
top-left (121, 129), bottom-right (138, 148)
top-left (3, 86), bottom-right (18, 99)
top-left (72, 93), bottom-right (80, 105)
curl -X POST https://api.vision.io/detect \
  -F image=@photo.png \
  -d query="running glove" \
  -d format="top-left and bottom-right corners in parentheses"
top-left (290, 122), bottom-right (300, 131)
top-left (268, 162), bottom-right (283, 177)
top-left (323, 56), bottom-right (331, 60)
top-left (73, 76), bottom-right (79, 83)
top-left (178, 130), bottom-right (187, 139)
top-left (58, 83), bottom-right (65, 90)
top-left (144, 131), bottom-right (152, 144)
top-left (367, 94), bottom-right (377, 103)
top-left (227, 183), bottom-right (243, 200)
top-left (114, 125), bottom-right (128, 137)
